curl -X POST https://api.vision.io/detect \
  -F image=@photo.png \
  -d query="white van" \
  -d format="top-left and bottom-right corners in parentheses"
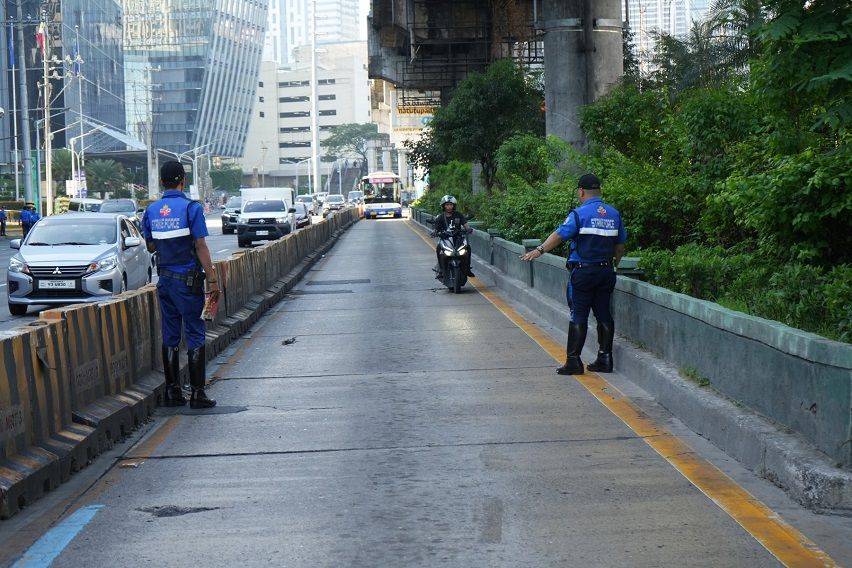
top-left (67, 198), bottom-right (103, 213)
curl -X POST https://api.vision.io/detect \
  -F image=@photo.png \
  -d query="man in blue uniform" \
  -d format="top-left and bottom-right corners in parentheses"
top-left (142, 161), bottom-right (220, 408)
top-left (521, 174), bottom-right (626, 375)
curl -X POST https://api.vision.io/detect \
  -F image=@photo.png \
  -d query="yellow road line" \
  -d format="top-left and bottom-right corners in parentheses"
top-left (404, 219), bottom-right (837, 568)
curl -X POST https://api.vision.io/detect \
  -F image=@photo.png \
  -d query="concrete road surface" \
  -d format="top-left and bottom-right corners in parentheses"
top-left (2, 219), bottom-right (849, 567)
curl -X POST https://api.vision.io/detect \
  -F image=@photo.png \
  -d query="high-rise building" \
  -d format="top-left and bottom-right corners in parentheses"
top-left (123, 0), bottom-right (268, 157)
top-left (240, 41), bottom-right (371, 190)
top-left (264, 0), bottom-right (361, 65)
top-left (1, 0), bottom-right (126, 174)
top-left (626, 0), bottom-right (711, 71)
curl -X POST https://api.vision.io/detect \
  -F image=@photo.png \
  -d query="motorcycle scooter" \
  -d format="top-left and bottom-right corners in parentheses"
top-left (431, 218), bottom-right (471, 293)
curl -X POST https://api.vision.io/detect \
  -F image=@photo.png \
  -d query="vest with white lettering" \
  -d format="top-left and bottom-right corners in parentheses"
top-left (145, 191), bottom-right (200, 271)
top-left (568, 197), bottom-right (623, 264)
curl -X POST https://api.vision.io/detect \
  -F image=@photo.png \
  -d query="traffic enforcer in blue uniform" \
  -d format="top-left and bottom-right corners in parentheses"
top-left (142, 161), bottom-right (219, 408)
top-left (521, 174), bottom-right (627, 375)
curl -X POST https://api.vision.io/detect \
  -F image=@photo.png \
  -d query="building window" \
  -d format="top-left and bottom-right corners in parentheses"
top-left (259, 111), bottom-right (265, 117)
top-left (278, 80), bottom-right (310, 88)
top-left (280, 126), bottom-right (310, 132)
top-left (259, 81), bottom-right (264, 87)
top-left (318, 79), bottom-right (336, 85)
top-left (259, 96), bottom-right (264, 102)
top-left (279, 142), bottom-right (312, 148)
top-left (280, 111), bottom-right (310, 118)
top-left (318, 94), bottom-right (336, 101)
top-left (318, 110), bottom-right (337, 116)
top-left (279, 96), bottom-right (309, 103)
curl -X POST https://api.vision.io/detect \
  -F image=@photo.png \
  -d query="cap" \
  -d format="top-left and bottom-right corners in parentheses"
top-left (577, 173), bottom-right (601, 190)
top-left (160, 160), bottom-right (185, 185)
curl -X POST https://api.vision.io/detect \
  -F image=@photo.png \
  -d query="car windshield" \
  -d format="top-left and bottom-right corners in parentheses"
top-left (25, 219), bottom-right (116, 245)
top-left (226, 197), bottom-right (241, 208)
top-left (100, 200), bottom-right (135, 213)
top-left (348, 192), bottom-right (362, 200)
top-left (294, 203), bottom-right (308, 215)
top-left (327, 195), bottom-right (344, 203)
top-left (243, 200), bottom-right (285, 213)
top-left (296, 196), bottom-right (312, 203)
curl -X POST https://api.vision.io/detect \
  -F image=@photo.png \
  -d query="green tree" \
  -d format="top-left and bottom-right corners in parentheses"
top-left (210, 165), bottom-right (243, 194)
top-left (403, 128), bottom-right (444, 171)
top-left (86, 159), bottom-right (126, 198)
top-left (323, 123), bottom-right (380, 166)
top-left (429, 59), bottom-right (544, 192)
top-left (52, 149), bottom-right (73, 184)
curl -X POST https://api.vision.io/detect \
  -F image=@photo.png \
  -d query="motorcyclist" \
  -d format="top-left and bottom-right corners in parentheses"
top-left (432, 195), bottom-right (474, 279)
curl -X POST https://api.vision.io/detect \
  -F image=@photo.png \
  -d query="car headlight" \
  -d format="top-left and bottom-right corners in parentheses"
top-left (9, 255), bottom-right (27, 273)
top-left (88, 255), bottom-right (117, 273)
top-left (238, 216), bottom-right (248, 224)
top-left (275, 217), bottom-right (287, 224)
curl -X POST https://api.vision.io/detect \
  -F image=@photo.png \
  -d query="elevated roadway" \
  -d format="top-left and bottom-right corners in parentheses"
top-left (1, 218), bottom-right (849, 567)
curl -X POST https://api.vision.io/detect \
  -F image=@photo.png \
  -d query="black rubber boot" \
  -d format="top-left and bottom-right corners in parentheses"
top-left (161, 346), bottom-right (186, 406)
top-left (557, 323), bottom-right (587, 375)
top-left (588, 321), bottom-right (615, 373)
top-left (188, 346), bottom-right (216, 409)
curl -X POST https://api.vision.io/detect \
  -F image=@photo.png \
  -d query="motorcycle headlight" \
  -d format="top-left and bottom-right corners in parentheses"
top-left (9, 255), bottom-right (27, 273)
top-left (458, 246), bottom-right (468, 255)
top-left (88, 255), bottom-right (117, 273)
top-left (442, 244), bottom-right (455, 254)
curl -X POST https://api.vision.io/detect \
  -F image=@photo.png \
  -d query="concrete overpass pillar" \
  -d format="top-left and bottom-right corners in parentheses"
top-left (542, 0), bottom-right (623, 148)
top-left (382, 147), bottom-right (393, 172)
top-left (396, 149), bottom-right (408, 185)
top-left (367, 142), bottom-right (378, 173)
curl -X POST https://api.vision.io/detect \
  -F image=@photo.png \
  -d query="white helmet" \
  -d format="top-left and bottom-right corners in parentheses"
top-left (440, 195), bottom-right (457, 206)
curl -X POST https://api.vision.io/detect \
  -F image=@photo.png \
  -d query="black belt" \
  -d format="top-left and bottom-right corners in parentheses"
top-left (567, 260), bottom-right (612, 269)
top-left (158, 268), bottom-right (196, 284)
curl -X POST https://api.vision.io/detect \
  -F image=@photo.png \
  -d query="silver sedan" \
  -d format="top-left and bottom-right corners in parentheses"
top-left (7, 213), bottom-right (152, 316)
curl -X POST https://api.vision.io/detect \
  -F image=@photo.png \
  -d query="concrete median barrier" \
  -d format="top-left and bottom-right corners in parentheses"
top-left (0, 322), bottom-right (97, 519)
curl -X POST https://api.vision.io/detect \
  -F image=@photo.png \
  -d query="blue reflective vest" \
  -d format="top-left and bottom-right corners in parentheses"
top-left (555, 197), bottom-right (627, 263)
top-left (142, 190), bottom-right (208, 273)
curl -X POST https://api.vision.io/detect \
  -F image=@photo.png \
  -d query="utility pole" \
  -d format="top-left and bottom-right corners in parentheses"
top-left (309, 0), bottom-right (320, 196)
top-left (75, 25), bottom-right (84, 171)
top-left (15, 0), bottom-right (33, 203)
top-left (8, 21), bottom-right (20, 200)
top-left (40, 16), bottom-right (53, 215)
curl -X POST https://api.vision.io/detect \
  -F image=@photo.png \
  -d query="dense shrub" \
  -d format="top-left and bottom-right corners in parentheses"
top-left (639, 245), bottom-right (851, 341)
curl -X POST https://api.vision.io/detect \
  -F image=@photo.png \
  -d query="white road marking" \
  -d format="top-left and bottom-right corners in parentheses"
top-left (216, 248), bottom-right (229, 253)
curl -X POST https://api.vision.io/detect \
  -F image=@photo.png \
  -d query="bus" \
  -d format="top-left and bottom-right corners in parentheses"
top-left (359, 171), bottom-right (403, 219)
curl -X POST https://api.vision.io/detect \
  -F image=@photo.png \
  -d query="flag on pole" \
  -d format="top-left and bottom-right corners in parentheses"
top-left (7, 22), bottom-right (14, 70)
top-left (35, 22), bottom-right (46, 53)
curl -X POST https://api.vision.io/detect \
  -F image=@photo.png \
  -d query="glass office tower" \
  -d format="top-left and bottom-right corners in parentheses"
top-left (123, 0), bottom-right (268, 157)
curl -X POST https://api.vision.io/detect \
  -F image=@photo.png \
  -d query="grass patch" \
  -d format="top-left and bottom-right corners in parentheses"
top-left (681, 366), bottom-right (710, 387)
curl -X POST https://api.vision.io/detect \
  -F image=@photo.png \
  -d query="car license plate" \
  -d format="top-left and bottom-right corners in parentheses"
top-left (256, 230), bottom-right (269, 236)
top-left (38, 279), bottom-right (75, 290)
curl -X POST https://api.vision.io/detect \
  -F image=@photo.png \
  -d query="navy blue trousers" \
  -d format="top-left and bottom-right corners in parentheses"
top-left (157, 275), bottom-right (205, 349)
top-left (567, 265), bottom-right (616, 324)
